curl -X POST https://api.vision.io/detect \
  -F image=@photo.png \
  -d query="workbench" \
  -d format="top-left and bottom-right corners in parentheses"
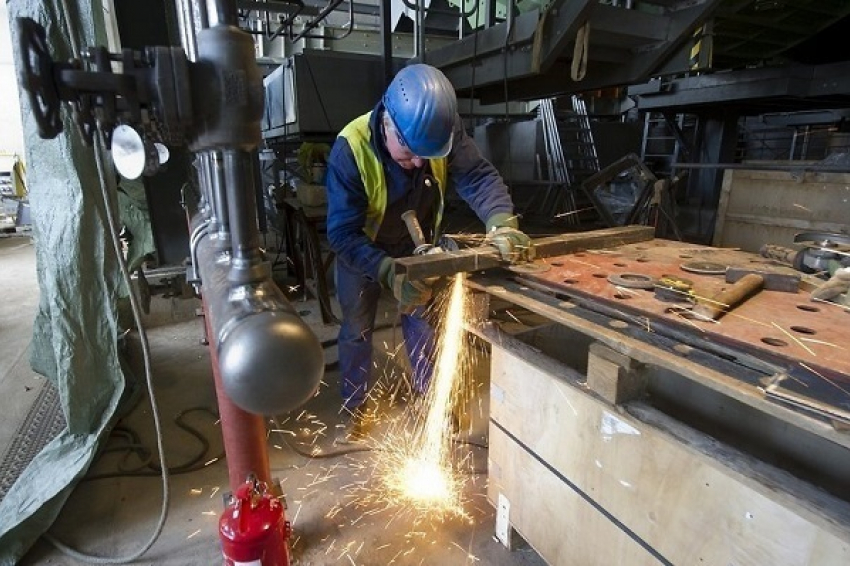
top-left (463, 228), bottom-right (850, 565)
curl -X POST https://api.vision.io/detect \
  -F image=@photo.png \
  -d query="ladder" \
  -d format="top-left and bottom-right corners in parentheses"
top-left (640, 112), bottom-right (694, 177)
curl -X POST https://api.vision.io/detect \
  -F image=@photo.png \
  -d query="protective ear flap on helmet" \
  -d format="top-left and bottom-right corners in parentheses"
top-left (382, 64), bottom-right (458, 159)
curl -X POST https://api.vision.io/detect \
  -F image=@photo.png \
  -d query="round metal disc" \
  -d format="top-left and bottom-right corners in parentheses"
top-left (112, 124), bottom-right (147, 179)
top-left (607, 272), bottom-right (656, 289)
top-left (508, 263), bottom-right (551, 274)
top-left (680, 261), bottom-right (727, 275)
top-left (154, 142), bottom-right (170, 164)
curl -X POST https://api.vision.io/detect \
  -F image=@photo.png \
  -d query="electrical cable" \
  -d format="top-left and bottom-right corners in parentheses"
top-left (82, 408), bottom-right (224, 481)
top-left (44, 134), bottom-right (171, 564)
top-left (44, 4), bottom-right (170, 562)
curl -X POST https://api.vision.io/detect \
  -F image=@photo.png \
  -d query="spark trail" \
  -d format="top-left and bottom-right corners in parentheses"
top-left (377, 273), bottom-right (475, 519)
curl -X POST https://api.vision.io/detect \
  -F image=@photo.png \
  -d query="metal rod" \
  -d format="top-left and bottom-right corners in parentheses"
top-left (673, 162), bottom-right (850, 173)
top-left (380, 0), bottom-right (393, 87)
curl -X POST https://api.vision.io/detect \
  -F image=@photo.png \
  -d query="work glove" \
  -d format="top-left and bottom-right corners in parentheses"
top-left (378, 257), bottom-right (435, 309)
top-left (485, 212), bottom-right (535, 263)
top-left (811, 266), bottom-right (850, 304)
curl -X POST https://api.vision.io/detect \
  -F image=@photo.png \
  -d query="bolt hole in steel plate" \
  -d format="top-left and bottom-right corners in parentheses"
top-left (507, 263), bottom-right (552, 274)
top-left (680, 261), bottom-right (727, 275)
top-left (762, 337), bottom-right (788, 347)
top-left (790, 326), bottom-right (816, 335)
top-left (797, 304), bottom-right (820, 312)
top-left (593, 272), bottom-right (608, 278)
top-left (607, 272), bottom-right (656, 290)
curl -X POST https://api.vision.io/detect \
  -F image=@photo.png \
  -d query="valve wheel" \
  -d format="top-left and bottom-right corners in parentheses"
top-left (16, 18), bottom-right (63, 139)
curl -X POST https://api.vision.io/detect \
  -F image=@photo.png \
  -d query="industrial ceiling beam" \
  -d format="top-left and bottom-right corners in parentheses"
top-left (427, 0), bottom-right (723, 101)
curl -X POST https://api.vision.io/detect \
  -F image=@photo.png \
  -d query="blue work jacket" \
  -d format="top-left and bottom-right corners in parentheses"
top-left (326, 101), bottom-right (514, 282)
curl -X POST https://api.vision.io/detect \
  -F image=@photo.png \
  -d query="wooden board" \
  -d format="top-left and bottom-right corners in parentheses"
top-left (487, 337), bottom-right (850, 566)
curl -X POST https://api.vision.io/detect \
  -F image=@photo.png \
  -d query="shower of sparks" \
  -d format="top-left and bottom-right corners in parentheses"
top-left (554, 206), bottom-right (595, 219)
top-left (371, 273), bottom-right (475, 521)
top-left (263, 275), bottom-right (486, 563)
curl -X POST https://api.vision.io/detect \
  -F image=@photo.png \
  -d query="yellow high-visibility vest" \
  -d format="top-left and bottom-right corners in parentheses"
top-left (338, 112), bottom-right (447, 241)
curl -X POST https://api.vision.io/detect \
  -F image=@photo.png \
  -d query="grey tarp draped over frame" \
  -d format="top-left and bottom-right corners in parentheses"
top-left (0, 1), bottom-right (128, 562)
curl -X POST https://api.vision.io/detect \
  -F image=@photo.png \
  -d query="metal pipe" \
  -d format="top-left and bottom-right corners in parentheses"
top-left (415, 0), bottom-right (423, 58)
top-left (223, 149), bottom-right (265, 284)
top-left (194, 219), bottom-right (324, 419)
top-left (193, 0), bottom-right (210, 29)
top-left (380, 0), bottom-right (393, 87)
top-left (208, 0), bottom-right (239, 26)
top-left (195, 151), bottom-right (213, 218)
top-left (176, 0), bottom-right (198, 60)
top-left (209, 150), bottom-right (232, 251)
top-left (188, 222), bottom-right (210, 285)
top-left (202, 302), bottom-right (271, 494)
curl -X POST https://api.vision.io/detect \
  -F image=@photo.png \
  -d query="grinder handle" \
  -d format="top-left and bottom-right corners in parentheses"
top-left (692, 273), bottom-right (764, 320)
top-left (401, 210), bottom-right (427, 249)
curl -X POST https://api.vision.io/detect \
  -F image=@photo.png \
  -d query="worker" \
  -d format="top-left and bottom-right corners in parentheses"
top-left (326, 64), bottom-right (533, 442)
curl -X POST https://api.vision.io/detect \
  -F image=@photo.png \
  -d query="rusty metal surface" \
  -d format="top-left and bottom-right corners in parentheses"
top-left (395, 225), bottom-right (654, 280)
top-left (519, 239), bottom-right (850, 385)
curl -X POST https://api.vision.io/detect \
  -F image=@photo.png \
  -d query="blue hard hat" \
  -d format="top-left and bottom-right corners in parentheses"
top-left (383, 64), bottom-right (458, 159)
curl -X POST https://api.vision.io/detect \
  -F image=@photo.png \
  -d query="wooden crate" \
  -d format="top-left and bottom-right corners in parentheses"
top-left (487, 331), bottom-right (850, 566)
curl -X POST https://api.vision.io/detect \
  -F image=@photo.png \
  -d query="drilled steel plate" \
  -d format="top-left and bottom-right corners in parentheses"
top-left (512, 239), bottom-right (850, 385)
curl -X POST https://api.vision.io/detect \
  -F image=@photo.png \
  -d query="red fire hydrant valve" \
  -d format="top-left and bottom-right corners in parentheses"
top-left (220, 476), bottom-right (291, 566)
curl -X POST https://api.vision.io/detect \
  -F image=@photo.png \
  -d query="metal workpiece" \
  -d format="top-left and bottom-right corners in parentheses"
top-left (394, 225), bottom-right (654, 280)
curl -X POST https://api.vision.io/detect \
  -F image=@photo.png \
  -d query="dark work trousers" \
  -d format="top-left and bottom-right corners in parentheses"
top-left (336, 256), bottom-right (436, 410)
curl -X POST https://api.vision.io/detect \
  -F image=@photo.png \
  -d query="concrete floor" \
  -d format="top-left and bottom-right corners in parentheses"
top-left (0, 234), bottom-right (546, 565)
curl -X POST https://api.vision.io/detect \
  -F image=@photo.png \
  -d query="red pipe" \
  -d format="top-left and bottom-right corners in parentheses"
top-left (203, 303), bottom-right (271, 493)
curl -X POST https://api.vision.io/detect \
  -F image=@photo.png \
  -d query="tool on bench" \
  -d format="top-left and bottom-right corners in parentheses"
top-left (655, 275), bottom-right (694, 302)
top-left (689, 267), bottom-right (800, 321)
